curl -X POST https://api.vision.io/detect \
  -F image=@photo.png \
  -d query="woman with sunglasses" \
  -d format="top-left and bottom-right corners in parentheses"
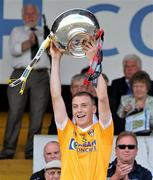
top-left (107, 131), bottom-right (152, 180)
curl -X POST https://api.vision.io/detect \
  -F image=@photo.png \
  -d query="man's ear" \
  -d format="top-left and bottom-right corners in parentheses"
top-left (92, 105), bottom-right (97, 114)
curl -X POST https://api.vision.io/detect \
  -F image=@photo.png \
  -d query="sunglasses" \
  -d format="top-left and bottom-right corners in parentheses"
top-left (117, 144), bottom-right (136, 150)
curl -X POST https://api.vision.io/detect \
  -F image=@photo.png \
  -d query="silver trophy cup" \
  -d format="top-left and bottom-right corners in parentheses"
top-left (9, 8), bottom-right (100, 94)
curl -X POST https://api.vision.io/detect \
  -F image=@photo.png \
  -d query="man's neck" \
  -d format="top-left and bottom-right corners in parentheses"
top-left (77, 124), bottom-right (93, 132)
top-left (118, 159), bottom-right (135, 167)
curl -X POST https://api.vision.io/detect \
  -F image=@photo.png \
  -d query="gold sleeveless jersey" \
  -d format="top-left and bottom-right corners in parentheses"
top-left (58, 119), bottom-right (114, 180)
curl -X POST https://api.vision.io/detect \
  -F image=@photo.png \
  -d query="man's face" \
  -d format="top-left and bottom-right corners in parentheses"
top-left (115, 136), bottom-right (138, 164)
top-left (124, 60), bottom-right (140, 80)
top-left (23, 5), bottom-right (39, 28)
top-left (71, 79), bottom-right (87, 96)
top-left (44, 143), bottom-right (61, 163)
top-left (72, 95), bottom-right (96, 128)
top-left (45, 168), bottom-right (61, 180)
top-left (71, 79), bottom-right (97, 97)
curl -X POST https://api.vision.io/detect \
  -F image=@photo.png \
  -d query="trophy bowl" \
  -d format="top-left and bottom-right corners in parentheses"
top-left (51, 8), bottom-right (100, 58)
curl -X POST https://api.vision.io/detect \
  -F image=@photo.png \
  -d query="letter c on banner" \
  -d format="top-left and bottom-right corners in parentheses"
top-left (130, 5), bottom-right (153, 56)
top-left (87, 4), bottom-right (120, 56)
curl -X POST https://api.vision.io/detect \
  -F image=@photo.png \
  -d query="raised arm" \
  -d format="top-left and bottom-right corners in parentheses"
top-left (50, 42), bottom-right (68, 125)
top-left (82, 40), bottom-right (111, 126)
top-left (95, 74), bottom-right (111, 126)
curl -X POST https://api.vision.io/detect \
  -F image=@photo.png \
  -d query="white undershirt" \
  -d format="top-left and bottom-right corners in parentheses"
top-left (56, 114), bottom-right (112, 131)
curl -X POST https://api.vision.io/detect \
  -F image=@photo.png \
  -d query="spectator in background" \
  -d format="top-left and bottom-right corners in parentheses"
top-left (107, 131), bottom-right (152, 180)
top-left (30, 141), bottom-right (61, 180)
top-left (110, 54), bottom-right (142, 134)
top-left (110, 54), bottom-right (142, 108)
top-left (44, 160), bottom-right (61, 180)
top-left (117, 71), bottom-right (153, 135)
top-left (70, 73), bottom-right (88, 96)
top-left (0, 4), bottom-right (50, 159)
top-left (110, 54), bottom-right (153, 106)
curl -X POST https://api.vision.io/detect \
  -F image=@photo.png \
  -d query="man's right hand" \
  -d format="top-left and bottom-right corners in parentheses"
top-left (49, 41), bottom-right (62, 60)
top-left (112, 162), bottom-right (132, 179)
top-left (82, 39), bottom-right (97, 65)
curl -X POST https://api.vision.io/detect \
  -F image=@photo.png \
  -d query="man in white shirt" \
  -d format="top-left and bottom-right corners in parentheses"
top-left (0, 4), bottom-right (50, 159)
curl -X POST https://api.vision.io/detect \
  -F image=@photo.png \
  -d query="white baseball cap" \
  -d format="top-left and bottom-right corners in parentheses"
top-left (45, 160), bottom-right (61, 170)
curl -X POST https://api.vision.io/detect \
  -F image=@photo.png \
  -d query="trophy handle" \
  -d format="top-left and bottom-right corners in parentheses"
top-left (9, 32), bottom-right (54, 95)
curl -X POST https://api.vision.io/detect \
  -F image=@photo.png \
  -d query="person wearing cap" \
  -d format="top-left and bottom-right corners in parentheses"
top-left (44, 160), bottom-right (61, 180)
top-left (30, 141), bottom-right (61, 180)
